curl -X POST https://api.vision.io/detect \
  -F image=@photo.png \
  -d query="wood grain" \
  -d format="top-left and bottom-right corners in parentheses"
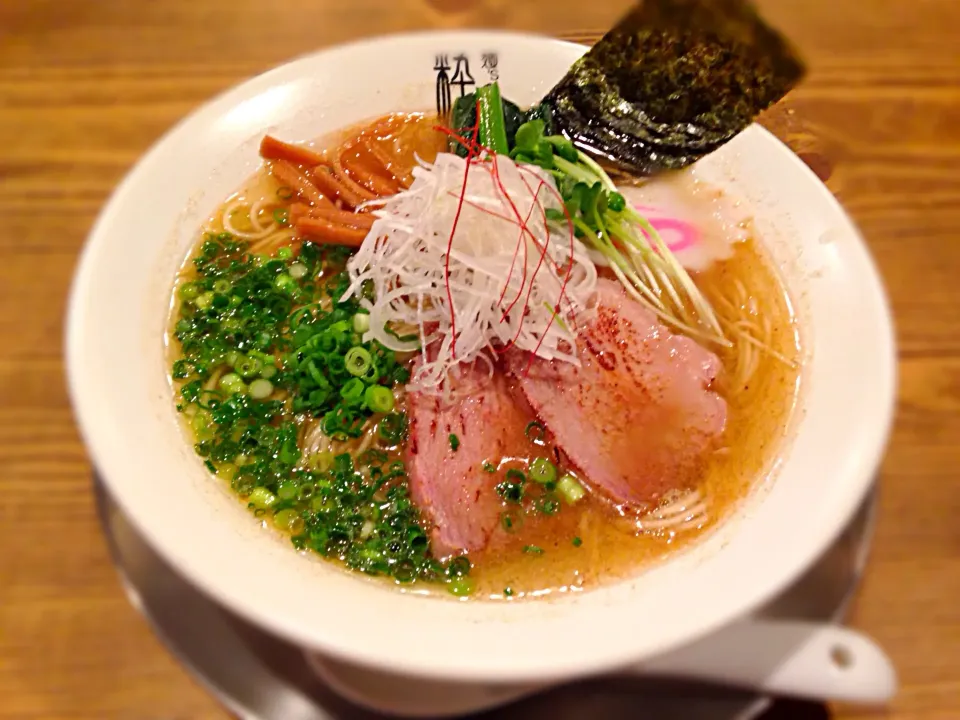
top-left (2, 1), bottom-right (959, 718)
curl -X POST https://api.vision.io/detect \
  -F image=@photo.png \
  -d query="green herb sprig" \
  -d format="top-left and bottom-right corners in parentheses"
top-left (507, 116), bottom-right (727, 347)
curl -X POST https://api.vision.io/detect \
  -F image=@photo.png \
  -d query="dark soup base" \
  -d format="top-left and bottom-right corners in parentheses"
top-left (167, 112), bottom-right (800, 601)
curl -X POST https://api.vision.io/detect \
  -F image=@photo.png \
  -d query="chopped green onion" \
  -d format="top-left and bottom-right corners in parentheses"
top-left (234, 355), bottom-right (263, 378)
top-left (446, 556), bottom-right (471, 577)
top-left (529, 457), bottom-right (557, 485)
top-left (272, 508), bottom-right (299, 531)
top-left (276, 186), bottom-right (294, 200)
top-left (277, 481), bottom-right (298, 501)
top-left (248, 487), bottom-right (276, 510)
top-left (274, 274), bottom-right (296, 293)
top-left (482, 461), bottom-right (496, 473)
top-left (344, 346), bottom-right (373, 378)
top-left (557, 474), bottom-right (586, 504)
top-left (449, 433), bottom-right (460, 451)
top-left (340, 377), bottom-right (365, 402)
top-left (364, 385), bottom-right (395, 413)
top-left (278, 438), bottom-right (300, 465)
top-left (178, 282), bottom-right (199, 301)
top-left (524, 420), bottom-right (546, 442)
top-left (572, 536), bottom-right (583, 547)
top-left (505, 469), bottom-right (525, 483)
top-left (309, 451), bottom-right (334, 472)
top-left (496, 477), bottom-right (524, 504)
top-left (378, 413), bottom-right (407, 443)
top-left (194, 291), bottom-right (214, 310)
top-left (384, 324), bottom-right (420, 344)
top-left (248, 349), bottom-right (273, 363)
top-left (503, 587), bottom-right (514, 597)
top-left (171, 236), bottom-right (425, 584)
top-left (500, 511), bottom-right (519, 531)
top-left (523, 545), bottom-right (544, 555)
top-left (218, 372), bottom-right (246, 395)
top-left (190, 410), bottom-right (213, 439)
top-left (273, 208), bottom-right (290, 226)
top-left (248, 378), bottom-right (274, 400)
top-left (538, 497), bottom-right (560, 516)
top-left (310, 495), bottom-right (333, 512)
top-left (352, 312), bottom-right (371, 334)
top-left (448, 576), bottom-right (475, 597)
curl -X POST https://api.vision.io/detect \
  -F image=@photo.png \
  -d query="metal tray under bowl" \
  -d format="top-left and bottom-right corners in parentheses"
top-left (94, 476), bottom-right (879, 720)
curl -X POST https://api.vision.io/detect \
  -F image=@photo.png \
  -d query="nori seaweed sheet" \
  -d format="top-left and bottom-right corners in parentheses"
top-left (543, 0), bottom-right (805, 175)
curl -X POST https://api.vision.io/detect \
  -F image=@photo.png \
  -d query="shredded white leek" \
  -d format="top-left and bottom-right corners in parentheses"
top-left (342, 153), bottom-right (598, 394)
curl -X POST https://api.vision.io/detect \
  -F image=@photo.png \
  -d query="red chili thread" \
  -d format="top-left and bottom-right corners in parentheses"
top-left (493, 170), bottom-right (533, 318)
top-left (432, 125), bottom-right (492, 158)
top-left (451, 166), bottom-right (560, 354)
top-left (442, 103), bottom-right (482, 360)
top-left (514, 164), bottom-right (580, 372)
top-left (489, 154), bottom-right (532, 322)
top-left (504, 176), bottom-right (553, 351)
top-left (445, 191), bottom-right (518, 225)
top-left (432, 119), bottom-right (579, 367)
top-left (516, 173), bottom-right (563, 300)
top-left (515, 164), bottom-right (579, 331)
top-left (433, 134), bottom-right (529, 324)
top-left (514, 174), bottom-right (564, 359)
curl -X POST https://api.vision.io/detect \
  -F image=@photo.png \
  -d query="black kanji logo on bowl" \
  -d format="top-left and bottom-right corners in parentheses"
top-left (435, 53), bottom-right (488, 116)
top-left (481, 52), bottom-right (499, 81)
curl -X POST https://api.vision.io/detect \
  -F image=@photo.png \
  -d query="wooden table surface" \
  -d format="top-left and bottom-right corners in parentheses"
top-left (2, 1), bottom-right (959, 718)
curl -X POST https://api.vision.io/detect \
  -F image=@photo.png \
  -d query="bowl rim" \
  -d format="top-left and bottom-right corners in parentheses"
top-left (66, 29), bottom-right (898, 682)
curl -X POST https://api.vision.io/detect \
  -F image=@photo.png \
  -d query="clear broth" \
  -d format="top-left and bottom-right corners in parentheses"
top-left (168, 113), bottom-right (801, 601)
top-left (464, 239), bottom-right (800, 600)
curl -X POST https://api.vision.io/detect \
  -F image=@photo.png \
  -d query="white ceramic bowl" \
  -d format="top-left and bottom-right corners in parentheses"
top-left (66, 31), bottom-right (896, 684)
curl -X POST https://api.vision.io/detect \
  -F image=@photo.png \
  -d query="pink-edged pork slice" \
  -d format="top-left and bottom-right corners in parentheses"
top-left (406, 361), bottom-right (541, 558)
top-left (507, 278), bottom-right (727, 508)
